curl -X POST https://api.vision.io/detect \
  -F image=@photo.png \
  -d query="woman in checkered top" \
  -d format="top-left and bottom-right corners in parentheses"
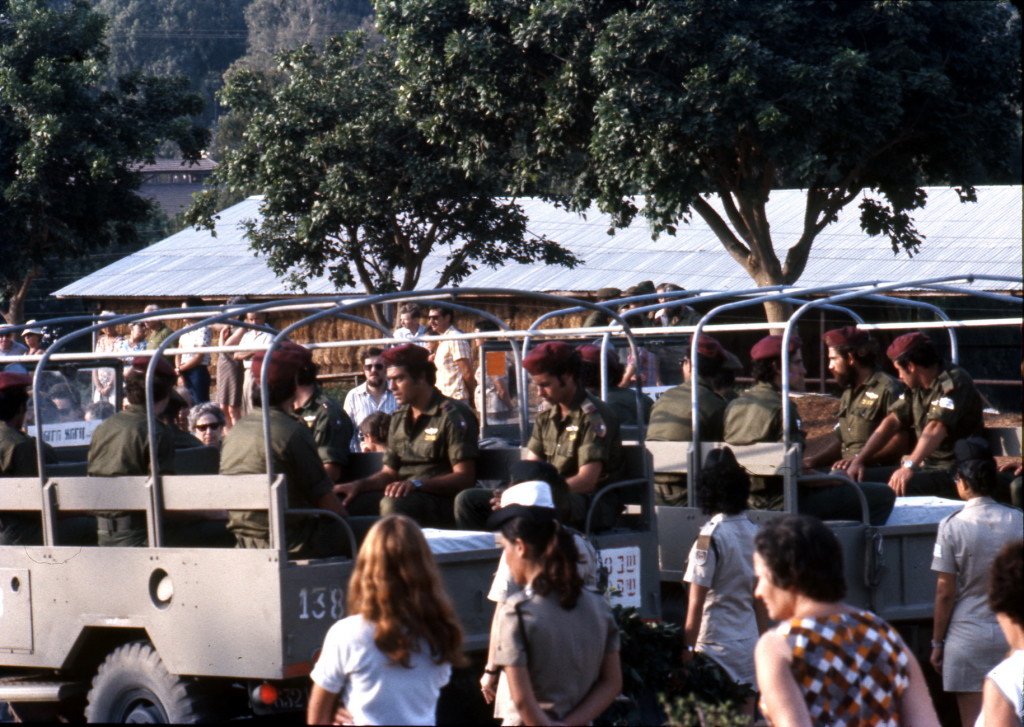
top-left (753, 515), bottom-right (939, 726)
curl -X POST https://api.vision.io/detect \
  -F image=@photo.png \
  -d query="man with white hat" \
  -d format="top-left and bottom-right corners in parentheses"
top-left (0, 323), bottom-right (28, 373)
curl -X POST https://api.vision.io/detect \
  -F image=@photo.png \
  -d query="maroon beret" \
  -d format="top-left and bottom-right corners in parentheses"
top-left (251, 342), bottom-right (312, 387)
top-left (750, 334), bottom-right (802, 361)
top-left (575, 343), bottom-right (602, 364)
top-left (523, 341), bottom-right (575, 375)
top-left (0, 371), bottom-right (32, 391)
top-left (379, 343), bottom-right (430, 369)
top-left (130, 355), bottom-right (176, 380)
top-left (576, 343), bottom-right (623, 380)
top-left (823, 326), bottom-right (870, 349)
top-left (695, 334), bottom-right (726, 361)
top-left (887, 332), bottom-right (930, 361)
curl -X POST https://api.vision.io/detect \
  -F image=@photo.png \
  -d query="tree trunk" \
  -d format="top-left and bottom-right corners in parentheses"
top-left (1, 266), bottom-right (39, 326)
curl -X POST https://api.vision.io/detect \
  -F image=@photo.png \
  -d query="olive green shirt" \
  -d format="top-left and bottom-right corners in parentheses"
top-left (0, 421), bottom-right (57, 475)
top-left (220, 405), bottom-right (334, 547)
top-left (647, 377), bottom-right (726, 443)
top-left (889, 364), bottom-right (984, 468)
top-left (527, 388), bottom-right (623, 488)
top-left (87, 404), bottom-right (176, 520)
top-left (295, 386), bottom-right (353, 468)
top-left (723, 382), bottom-right (805, 447)
top-left (602, 386), bottom-right (653, 427)
top-left (382, 388), bottom-right (479, 481)
top-left (145, 324), bottom-right (174, 350)
top-left (836, 369), bottom-right (904, 458)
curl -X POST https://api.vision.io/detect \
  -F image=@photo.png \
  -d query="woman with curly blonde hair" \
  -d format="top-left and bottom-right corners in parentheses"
top-left (308, 515), bottom-right (466, 725)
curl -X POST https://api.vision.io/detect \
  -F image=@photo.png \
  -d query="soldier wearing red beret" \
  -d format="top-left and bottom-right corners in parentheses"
top-left (87, 355), bottom-right (179, 546)
top-left (723, 335), bottom-right (896, 525)
top-left (803, 327), bottom-right (908, 477)
top-left (459, 341), bottom-right (623, 531)
top-left (647, 335), bottom-right (734, 506)
top-left (336, 343), bottom-right (479, 528)
top-left (221, 342), bottom-right (351, 556)
top-left (576, 343), bottom-right (653, 427)
top-left (848, 332), bottom-right (986, 499)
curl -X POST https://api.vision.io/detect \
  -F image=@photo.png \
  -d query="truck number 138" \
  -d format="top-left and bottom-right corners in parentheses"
top-left (297, 587), bottom-right (344, 620)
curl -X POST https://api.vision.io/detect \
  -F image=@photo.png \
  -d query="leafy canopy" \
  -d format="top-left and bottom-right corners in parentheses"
top-left (378, 0), bottom-right (1021, 309)
top-left (187, 33), bottom-right (579, 295)
top-left (0, 0), bottom-right (207, 322)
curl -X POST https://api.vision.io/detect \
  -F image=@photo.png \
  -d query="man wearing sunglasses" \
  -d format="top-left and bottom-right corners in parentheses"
top-left (343, 347), bottom-right (397, 453)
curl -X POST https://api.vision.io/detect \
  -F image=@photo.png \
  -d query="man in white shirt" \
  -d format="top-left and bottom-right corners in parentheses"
top-left (392, 303), bottom-right (428, 347)
top-left (428, 305), bottom-right (474, 404)
top-left (343, 347), bottom-right (397, 452)
top-left (234, 310), bottom-right (276, 417)
top-left (175, 297), bottom-right (211, 403)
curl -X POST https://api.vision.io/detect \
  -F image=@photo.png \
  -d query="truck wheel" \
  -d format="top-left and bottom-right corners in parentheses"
top-left (85, 641), bottom-right (213, 723)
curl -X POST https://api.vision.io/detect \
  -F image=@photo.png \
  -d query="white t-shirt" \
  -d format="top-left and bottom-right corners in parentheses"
top-left (976, 649), bottom-right (1024, 726)
top-left (310, 615), bottom-right (452, 726)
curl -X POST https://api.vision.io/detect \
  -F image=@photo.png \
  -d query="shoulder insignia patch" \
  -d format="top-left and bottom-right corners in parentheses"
top-left (440, 400), bottom-right (468, 432)
top-left (580, 398), bottom-right (607, 438)
top-left (864, 391), bottom-right (879, 400)
top-left (932, 397), bottom-right (955, 411)
top-left (933, 542), bottom-right (942, 559)
top-left (694, 533), bottom-right (713, 566)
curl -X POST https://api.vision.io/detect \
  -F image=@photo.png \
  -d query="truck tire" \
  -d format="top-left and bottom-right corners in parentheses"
top-left (85, 641), bottom-right (214, 723)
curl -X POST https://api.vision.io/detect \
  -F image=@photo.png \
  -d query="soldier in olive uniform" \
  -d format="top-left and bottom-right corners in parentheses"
top-left (220, 343), bottom-right (350, 557)
top-left (87, 356), bottom-right (177, 546)
top-left (724, 335), bottom-right (895, 525)
top-left (848, 332), bottom-right (986, 499)
top-left (336, 344), bottom-right (478, 528)
top-left (577, 343), bottom-right (653, 426)
top-left (647, 335), bottom-right (733, 506)
top-left (803, 326), bottom-right (908, 480)
top-left (293, 359), bottom-right (353, 482)
top-left (524, 342), bottom-right (623, 531)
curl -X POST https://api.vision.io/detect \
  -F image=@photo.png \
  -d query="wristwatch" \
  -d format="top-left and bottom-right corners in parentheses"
top-left (411, 479), bottom-right (425, 489)
top-left (901, 459), bottom-right (917, 470)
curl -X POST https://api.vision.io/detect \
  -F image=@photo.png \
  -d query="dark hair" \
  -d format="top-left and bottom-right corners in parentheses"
top-left (361, 346), bottom-right (384, 361)
top-left (750, 357), bottom-right (778, 384)
top-left (500, 515), bottom-right (583, 610)
top-left (832, 340), bottom-right (880, 370)
top-left (894, 341), bottom-right (941, 369)
top-left (710, 367), bottom-right (736, 393)
top-left (989, 539), bottom-right (1024, 626)
top-left (579, 352), bottom-right (624, 390)
top-left (251, 380), bottom-right (296, 408)
top-left (162, 390), bottom-right (189, 427)
top-left (295, 359), bottom-right (319, 387)
top-left (755, 515), bottom-right (847, 603)
top-left (428, 304), bottom-right (452, 320)
top-left (395, 359), bottom-right (437, 386)
top-left (183, 296), bottom-right (204, 308)
top-left (697, 447), bottom-right (750, 515)
top-left (474, 319), bottom-right (500, 333)
top-left (125, 370), bottom-right (173, 406)
top-left (0, 387), bottom-right (28, 422)
top-left (955, 437), bottom-right (998, 497)
top-left (360, 411), bottom-right (391, 444)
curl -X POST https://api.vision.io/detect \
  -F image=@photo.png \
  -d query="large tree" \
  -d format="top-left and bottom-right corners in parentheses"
top-left (187, 33), bottom-right (578, 317)
top-left (0, 0), bottom-right (208, 324)
top-left (378, 0), bottom-right (1021, 320)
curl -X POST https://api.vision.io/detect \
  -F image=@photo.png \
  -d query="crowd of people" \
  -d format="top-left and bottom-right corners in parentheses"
top-left (0, 292), bottom-right (1021, 725)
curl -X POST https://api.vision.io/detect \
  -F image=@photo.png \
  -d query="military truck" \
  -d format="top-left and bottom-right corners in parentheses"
top-left (0, 290), bottom-right (661, 722)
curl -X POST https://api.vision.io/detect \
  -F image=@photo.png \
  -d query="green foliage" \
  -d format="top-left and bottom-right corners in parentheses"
top-left (378, 0), bottom-right (1021, 309)
top-left (0, 0), bottom-right (208, 322)
top-left (604, 606), bottom-right (749, 726)
top-left (188, 32), bottom-right (580, 295)
top-left (660, 693), bottom-right (749, 727)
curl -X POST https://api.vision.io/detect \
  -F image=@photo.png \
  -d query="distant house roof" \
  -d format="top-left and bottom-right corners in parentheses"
top-left (55, 186), bottom-right (1022, 299)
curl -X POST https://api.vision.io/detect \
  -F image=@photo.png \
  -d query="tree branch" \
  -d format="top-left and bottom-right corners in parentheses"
top-left (691, 197), bottom-right (752, 268)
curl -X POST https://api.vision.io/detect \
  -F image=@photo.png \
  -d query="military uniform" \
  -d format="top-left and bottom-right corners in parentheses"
top-left (603, 385), bottom-right (653, 427)
top-left (87, 404), bottom-right (176, 546)
top-left (371, 388), bottom-right (478, 528)
top-left (0, 421), bottom-right (59, 545)
top-left (836, 369), bottom-right (904, 458)
top-left (220, 405), bottom-right (344, 556)
top-left (889, 364), bottom-right (985, 498)
top-left (295, 386), bottom-right (353, 471)
top-left (648, 377), bottom-right (726, 506)
top-left (724, 383), bottom-right (894, 524)
top-left (526, 389), bottom-right (623, 530)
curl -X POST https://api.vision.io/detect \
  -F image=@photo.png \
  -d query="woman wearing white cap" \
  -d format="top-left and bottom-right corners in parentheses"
top-left (485, 480), bottom-right (621, 726)
top-left (21, 322), bottom-right (45, 355)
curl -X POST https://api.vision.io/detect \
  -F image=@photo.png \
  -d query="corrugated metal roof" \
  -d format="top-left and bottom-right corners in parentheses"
top-left (54, 186), bottom-right (1022, 298)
